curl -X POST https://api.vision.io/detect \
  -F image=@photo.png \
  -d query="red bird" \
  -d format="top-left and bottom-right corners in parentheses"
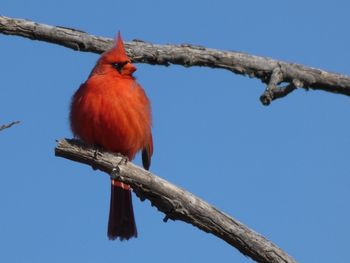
top-left (70, 32), bottom-right (153, 240)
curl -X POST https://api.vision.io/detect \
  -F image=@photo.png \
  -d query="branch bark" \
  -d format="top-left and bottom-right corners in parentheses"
top-left (1, 15), bottom-right (350, 105)
top-left (55, 139), bottom-right (297, 263)
top-left (0, 121), bottom-right (20, 132)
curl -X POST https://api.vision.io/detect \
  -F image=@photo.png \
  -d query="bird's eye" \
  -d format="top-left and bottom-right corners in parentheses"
top-left (112, 61), bottom-right (128, 73)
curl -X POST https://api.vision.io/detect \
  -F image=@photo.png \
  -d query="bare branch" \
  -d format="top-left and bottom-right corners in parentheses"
top-left (0, 121), bottom-right (20, 132)
top-left (1, 15), bottom-right (350, 105)
top-left (55, 138), bottom-right (297, 263)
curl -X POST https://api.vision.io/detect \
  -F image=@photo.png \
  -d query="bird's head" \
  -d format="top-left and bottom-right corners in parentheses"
top-left (96, 31), bottom-right (137, 77)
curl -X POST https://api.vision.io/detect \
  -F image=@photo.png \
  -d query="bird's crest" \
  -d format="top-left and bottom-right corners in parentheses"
top-left (114, 31), bottom-right (129, 61)
top-left (101, 31), bottom-right (129, 63)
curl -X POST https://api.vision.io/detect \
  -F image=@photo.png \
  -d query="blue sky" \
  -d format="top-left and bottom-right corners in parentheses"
top-left (1, 1), bottom-right (350, 262)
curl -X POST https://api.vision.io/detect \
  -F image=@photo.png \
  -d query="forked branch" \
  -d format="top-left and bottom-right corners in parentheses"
top-left (1, 15), bottom-right (350, 105)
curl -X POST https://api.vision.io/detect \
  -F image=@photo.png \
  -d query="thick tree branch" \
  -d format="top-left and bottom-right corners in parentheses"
top-left (0, 121), bottom-right (20, 132)
top-left (55, 139), bottom-right (297, 263)
top-left (1, 15), bottom-right (350, 105)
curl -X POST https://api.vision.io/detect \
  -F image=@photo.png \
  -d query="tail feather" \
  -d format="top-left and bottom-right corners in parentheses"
top-left (142, 135), bottom-right (153, 171)
top-left (108, 180), bottom-right (137, 240)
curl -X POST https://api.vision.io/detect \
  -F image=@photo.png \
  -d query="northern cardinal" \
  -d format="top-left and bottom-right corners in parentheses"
top-left (70, 32), bottom-right (153, 240)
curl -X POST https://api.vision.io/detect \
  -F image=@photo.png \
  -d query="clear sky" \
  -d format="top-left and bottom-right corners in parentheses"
top-left (1, 1), bottom-right (350, 262)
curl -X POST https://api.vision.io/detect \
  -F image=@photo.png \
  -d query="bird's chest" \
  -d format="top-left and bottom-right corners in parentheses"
top-left (83, 78), bottom-right (149, 131)
top-left (87, 78), bottom-right (140, 112)
top-left (71, 77), bottom-right (150, 156)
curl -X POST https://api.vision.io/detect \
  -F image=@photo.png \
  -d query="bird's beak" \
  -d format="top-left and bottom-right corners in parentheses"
top-left (123, 62), bottom-right (137, 75)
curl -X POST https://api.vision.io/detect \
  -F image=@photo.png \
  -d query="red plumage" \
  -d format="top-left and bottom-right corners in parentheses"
top-left (70, 32), bottom-right (153, 240)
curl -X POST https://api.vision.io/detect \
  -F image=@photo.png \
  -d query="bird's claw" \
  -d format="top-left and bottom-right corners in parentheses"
top-left (111, 154), bottom-right (128, 180)
top-left (116, 153), bottom-right (129, 166)
top-left (91, 147), bottom-right (103, 170)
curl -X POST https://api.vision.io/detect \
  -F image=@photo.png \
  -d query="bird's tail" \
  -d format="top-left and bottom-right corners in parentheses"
top-left (108, 179), bottom-right (137, 240)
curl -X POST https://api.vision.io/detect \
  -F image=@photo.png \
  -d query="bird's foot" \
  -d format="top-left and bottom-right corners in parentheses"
top-left (91, 146), bottom-right (103, 170)
top-left (116, 153), bottom-right (129, 166)
top-left (111, 154), bottom-right (129, 180)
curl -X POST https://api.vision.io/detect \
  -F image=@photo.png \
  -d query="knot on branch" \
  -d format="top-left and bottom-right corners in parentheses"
top-left (260, 67), bottom-right (299, 105)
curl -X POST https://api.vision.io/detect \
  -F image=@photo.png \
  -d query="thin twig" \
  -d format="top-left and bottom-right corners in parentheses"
top-left (0, 121), bottom-right (20, 132)
top-left (55, 138), bottom-right (297, 263)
